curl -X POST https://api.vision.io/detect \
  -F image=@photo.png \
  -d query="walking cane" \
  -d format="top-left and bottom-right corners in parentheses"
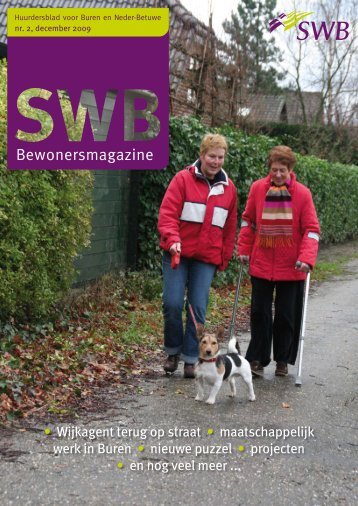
top-left (228, 263), bottom-right (245, 342)
top-left (295, 270), bottom-right (311, 387)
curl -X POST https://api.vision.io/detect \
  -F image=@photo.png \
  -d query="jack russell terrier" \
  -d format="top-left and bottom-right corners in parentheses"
top-left (194, 325), bottom-right (256, 404)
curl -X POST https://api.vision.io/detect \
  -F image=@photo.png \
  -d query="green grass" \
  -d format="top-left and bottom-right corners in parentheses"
top-left (313, 253), bottom-right (358, 282)
top-left (313, 261), bottom-right (344, 281)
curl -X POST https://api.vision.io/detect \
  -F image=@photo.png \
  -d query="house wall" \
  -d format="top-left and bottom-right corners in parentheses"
top-left (74, 170), bottom-right (132, 283)
top-left (74, 88), bottom-right (147, 283)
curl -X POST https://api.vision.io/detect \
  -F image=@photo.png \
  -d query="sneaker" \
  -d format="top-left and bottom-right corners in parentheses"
top-left (250, 361), bottom-right (264, 377)
top-left (275, 362), bottom-right (288, 376)
top-left (163, 354), bottom-right (180, 374)
top-left (183, 363), bottom-right (195, 379)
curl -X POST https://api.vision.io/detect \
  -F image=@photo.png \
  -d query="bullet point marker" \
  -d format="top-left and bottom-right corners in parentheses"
top-left (138, 445), bottom-right (145, 452)
top-left (238, 445), bottom-right (245, 452)
top-left (117, 462), bottom-right (124, 469)
top-left (207, 428), bottom-right (214, 435)
top-left (44, 428), bottom-right (52, 435)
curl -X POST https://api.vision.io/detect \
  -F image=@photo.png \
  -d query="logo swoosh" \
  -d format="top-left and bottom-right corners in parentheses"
top-left (283, 11), bottom-right (314, 31)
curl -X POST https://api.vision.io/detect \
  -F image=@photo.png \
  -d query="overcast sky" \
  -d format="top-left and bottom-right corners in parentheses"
top-left (179, 0), bottom-right (312, 88)
top-left (179, 0), bottom-right (290, 40)
top-left (178, 0), bottom-right (357, 93)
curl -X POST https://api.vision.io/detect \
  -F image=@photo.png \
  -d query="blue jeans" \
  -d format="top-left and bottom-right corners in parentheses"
top-left (162, 252), bottom-right (216, 364)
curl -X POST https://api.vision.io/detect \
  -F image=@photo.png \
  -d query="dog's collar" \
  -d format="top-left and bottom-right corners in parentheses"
top-left (199, 357), bottom-right (218, 363)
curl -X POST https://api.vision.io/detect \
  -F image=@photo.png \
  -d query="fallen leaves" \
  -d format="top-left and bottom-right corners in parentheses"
top-left (0, 276), bottom-right (250, 423)
top-left (1, 394), bottom-right (14, 412)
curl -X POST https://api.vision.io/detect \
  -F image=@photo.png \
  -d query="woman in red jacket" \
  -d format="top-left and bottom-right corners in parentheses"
top-left (158, 134), bottom-right (237, 378)
top-left (237, 146), bottom-right (320, 377)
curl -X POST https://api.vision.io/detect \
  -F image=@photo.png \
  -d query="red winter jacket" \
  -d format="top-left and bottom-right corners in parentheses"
top-left (237, 173), bottom-right (320, 281)
top-left (158, 163), bottom-right (237, 270)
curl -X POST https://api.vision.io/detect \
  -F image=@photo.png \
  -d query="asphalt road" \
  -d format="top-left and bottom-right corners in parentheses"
top-left (1, 260), bottom-right (357, 506)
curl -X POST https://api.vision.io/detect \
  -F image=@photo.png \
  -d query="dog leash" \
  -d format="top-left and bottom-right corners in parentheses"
top-left (228, 263), bottom-right (244, 340)
top-left (188, 303), bottom-right (198, 331)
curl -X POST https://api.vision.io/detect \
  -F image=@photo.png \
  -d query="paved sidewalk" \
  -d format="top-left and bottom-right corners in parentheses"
top-left (1, 260), bottom-right (357, 505)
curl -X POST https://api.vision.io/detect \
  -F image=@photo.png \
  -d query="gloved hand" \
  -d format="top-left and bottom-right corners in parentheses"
top-left (239, 255), bottom-right (250, 264)
top-left (295, 261), bottom-right (310, 273)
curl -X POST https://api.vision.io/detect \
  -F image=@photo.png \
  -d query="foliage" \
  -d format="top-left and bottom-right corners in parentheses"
top-left (222, 0), bottom-right (283, 94)
top-left (254, 122), bottom-right (358, 166)
top-left (294, 155), bottom-right (358, 244)
top-left (0, 267), bottom-right (251, 421)
top-left (0, 59), bottom-right (94, 320)
top-left (0, 271), bottom-right (161, 420)
top-left (136, 115), bottom-right (358, 284)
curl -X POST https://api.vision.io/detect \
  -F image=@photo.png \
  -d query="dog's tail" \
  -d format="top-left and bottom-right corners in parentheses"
top-left (228, 336), bottom-right (241, 355)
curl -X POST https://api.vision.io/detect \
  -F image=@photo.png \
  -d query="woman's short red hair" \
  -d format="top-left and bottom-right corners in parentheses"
top-left (200, 134), bottom-right (228, 155)
top-left (268, 145), bottom-right (296, 171)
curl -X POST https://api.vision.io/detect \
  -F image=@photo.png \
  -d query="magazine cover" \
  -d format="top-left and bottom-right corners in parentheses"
top-left (1, 1), bottom-right (357, 505)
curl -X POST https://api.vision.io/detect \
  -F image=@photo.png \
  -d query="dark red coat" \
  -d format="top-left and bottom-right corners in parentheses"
top-left (158, 164), bottom-right (237, 270)
top-left (237, 173), bottom-right (320, 281)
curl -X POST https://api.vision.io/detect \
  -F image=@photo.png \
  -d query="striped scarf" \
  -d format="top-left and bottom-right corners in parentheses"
top-left (258, 182), bottom-right (293, 248)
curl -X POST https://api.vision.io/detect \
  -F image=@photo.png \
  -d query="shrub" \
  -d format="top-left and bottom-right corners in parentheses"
top-left (0, 60), bottom-right (94, 320)
top-left (294, 155), bottom-right (358, 244)
top-left (254, 122), bottom-right (358, 166)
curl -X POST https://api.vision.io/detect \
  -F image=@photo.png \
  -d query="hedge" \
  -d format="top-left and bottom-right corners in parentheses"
top-left (0, 60), bottom-right (94, 320)
top-left (137, 116), bottom-right (358, 283)
top-left (254, 122), bottom-right (358, 166)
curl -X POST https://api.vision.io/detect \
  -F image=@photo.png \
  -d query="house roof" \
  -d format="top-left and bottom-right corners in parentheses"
top-left (240, 92), bottom-right (323, 125)
top-left (242, 95), bottom-right (286, 123)
top-left (285, 91), bottom-right (322, 124)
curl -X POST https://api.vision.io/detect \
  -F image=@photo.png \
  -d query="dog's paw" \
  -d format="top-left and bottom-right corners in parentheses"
top-left (249, 395), bottom-right (256, 402)
top-left (228, 393), bottom-right (236, 398)
top-left (195, 395), bottom-right (204, 402)
top-left (205, 398), bottom-right (215, 405)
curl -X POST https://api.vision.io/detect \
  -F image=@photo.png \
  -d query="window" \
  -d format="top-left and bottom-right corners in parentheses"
top-left (187, 88), bottom-right (197, 104)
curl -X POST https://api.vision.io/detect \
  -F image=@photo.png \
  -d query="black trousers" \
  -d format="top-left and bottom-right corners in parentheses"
top-left (246, 276), bottom-right (305, 366)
